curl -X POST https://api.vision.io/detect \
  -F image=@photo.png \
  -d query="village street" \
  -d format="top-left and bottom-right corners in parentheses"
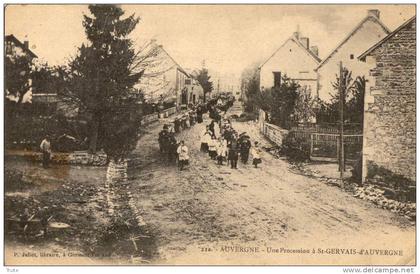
top-left (126, 109), bottom-right (415, 265)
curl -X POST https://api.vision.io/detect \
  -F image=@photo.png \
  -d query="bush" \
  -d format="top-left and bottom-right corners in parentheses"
top-left (366, 162), bottom-right (414, 189)
top-left (236, 112), bottom-right (258, 122)
top-left (279, 132), bottom-right (310, 162)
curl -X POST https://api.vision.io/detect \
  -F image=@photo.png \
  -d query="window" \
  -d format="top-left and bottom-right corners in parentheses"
top-left (185, 79), bottom-right (191, 85)
top-left (350, 54), bottom-right (354, 60)
top-left (273, 72), bottom-right (281, 88)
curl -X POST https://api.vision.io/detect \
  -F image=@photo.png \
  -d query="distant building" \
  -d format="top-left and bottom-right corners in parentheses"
top-left (259, 31), bottom-right (321, 96)
top-left (358, 16), bottom-right (416, 183)
top-left (184, 70), bottom-right (204, 105)
top-left (5, 34), bottom-right (37, 59)
top-left (315, 9), bottom-right (390, 101)
top-left (136, 40), bottom-right (193, 107)
top-left (5, 34), bottom-right (37, 104)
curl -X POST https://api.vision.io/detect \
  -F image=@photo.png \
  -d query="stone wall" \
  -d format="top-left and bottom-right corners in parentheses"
top-left (141, 106), bottom-right (177, 125)
top-left (141, 113), bottom-right (159, 125)
top-left (6, 150), bottom-right (108, 166)
top-left (362, 18), bottom-right (416, 183)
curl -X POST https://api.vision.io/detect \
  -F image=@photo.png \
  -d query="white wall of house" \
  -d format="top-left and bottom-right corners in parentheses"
top-left (136, 43), bottom-right (190, 107)
top-left (259, 37), bottom-right (319, 96)
top-left (316, 17), bottom-right (389, 102)
top-left (185, 80), bottom-right (204, 105)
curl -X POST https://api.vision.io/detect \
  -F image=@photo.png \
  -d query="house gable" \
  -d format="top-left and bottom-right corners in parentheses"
top-left (259, 36), bottom-right (320, 92)
top-left (5, 34), bottom-right (37, 58)
top-left (316, 15), bottom-right (390, 71)
top-left (316, 14), bottom-right (390, 101)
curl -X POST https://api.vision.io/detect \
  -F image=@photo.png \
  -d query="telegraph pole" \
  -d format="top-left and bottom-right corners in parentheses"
top-left (338, 61), bottom-right (345, 182)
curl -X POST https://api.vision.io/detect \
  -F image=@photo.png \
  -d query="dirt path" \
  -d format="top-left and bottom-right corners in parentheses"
top-left (129, 116), bottom-right (415, 265)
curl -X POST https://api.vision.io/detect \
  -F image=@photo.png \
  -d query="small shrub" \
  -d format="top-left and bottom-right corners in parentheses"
top-left (279, 132), bottom-right (310, 162)
top-left (237, 112), bottom-right (257, 122)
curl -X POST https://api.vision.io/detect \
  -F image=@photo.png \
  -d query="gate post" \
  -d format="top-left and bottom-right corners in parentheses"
top-left (310, 133), bottom-right (314, 159)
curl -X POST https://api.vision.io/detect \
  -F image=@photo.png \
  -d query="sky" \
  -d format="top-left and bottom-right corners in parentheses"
top-left (5, 4), bottom-right (416, 84)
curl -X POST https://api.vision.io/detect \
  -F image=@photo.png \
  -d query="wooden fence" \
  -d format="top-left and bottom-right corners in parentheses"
top-left (258, 109), bottom-right (362, 162)
top-left (290, 123), bottom-right (362, 135)
top-left (290, 131), bottom-right (363, 162)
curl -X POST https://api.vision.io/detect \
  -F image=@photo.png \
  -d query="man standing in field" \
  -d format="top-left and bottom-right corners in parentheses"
top-left (40, 135), bottom-right (52, 168)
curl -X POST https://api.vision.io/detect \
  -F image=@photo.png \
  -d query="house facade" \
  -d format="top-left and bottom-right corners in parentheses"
top-left (358, 16), bottom-right (416, 183)
top-left (315, 10), bottom-right (390, 102)
top-left (184, 77), bottom-right (204, 105)
top-left (259, 31), bottom-right (321, 96)
top-left (136, 40), bottom-right (194, 108)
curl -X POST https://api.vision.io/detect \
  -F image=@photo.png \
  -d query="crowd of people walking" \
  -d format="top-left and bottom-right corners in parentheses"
top-left (157, 95), bottom-right (261, 172)
top-left (200, 116), bottom-right (262, 169)
top-left (158, 102), bottom-right (210, 171)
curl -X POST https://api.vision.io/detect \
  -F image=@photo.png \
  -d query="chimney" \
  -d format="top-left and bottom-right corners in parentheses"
top-left (299, 37), bottom-right (309, 49)
top-left (368, 9), bottom-right (380, 19)
top-left (23, 40), bottom-right (29, 49)
top-left (310, 46), bottom-right (319, 56)
top-left (293, 31), bottom-right (300, 39)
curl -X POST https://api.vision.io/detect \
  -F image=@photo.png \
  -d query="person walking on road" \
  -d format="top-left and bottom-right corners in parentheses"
top-left (40, 135), bottom-right (52, 168)
top-left (208, 136), bottom-right (217, 160)
top-left (158, 125), bottom-right (169, 154)
top-left (200, 129), bottom-right (212, 153)
top-left (216, 137), bottom-right (227, 165)
top-left (196, 105), bottom-right (203, 123)
top-left (209, 120), bottom-right (216, 138)
top-left (167, 131), bottom-right (178, 164)
top-left (251, 141), bottom-right (262, 168)
top-left (240, 135), bottom-right (252, 164)
top-left (228, 136), bottom-right (239, 169)
top-left (177, 141), bottom-right (189, 171)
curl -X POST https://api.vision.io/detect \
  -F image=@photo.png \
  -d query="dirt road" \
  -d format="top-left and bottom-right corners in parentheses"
top-left (128, 116), bottom-right (415, 265)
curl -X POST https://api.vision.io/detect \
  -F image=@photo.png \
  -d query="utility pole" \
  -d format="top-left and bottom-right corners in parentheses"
top-left (338, 61), bottom-right (345, 183)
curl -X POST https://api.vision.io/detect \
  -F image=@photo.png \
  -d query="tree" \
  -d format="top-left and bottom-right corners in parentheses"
top-left (195, 68), bottom-right (213, 102)
top-left (292, 86), bottom-right (316, 124)
top-left (5, 43), bottom-right (36, 147)
top-left (240, 63), bottom-right (260, 113)
top-left (63, 4), bottom-right (145, 159)
top-left (316, 67), bottom-right (365, 126)
top-left (347, 76), bottom-right (365, 125)
top-left (5, 51), bottom-right (33, 104)
top-left (257, 75), bottom-right (300, 129)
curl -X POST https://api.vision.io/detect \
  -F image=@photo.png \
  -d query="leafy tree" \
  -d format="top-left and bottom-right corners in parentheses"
top-left (292, 86), bottom-right (316, 124)
top-left (347, 76), bottom-right (365, 126)
top-left (316, 67), bottom-right (365, 126)
top-left (5, 43), bottom-right (36, 147)
top-left (195, 68), bottom-right (213, 103)
top-left (257, 75), bottom-right (300, 129)
top-left (5, 51), bottom-right (33, 104)
top-left (240, 63), bottom-right (260, 113)
top-left (63, 4), bottom-right (145, 160)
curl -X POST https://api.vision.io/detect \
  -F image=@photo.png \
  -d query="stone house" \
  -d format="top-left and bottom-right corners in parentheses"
top-left (315, 9), bottom-right (390, 102)
top-left (259, 31), bottom-right (321, 97)
top-left (358, 16), bottom-right (416, 183)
